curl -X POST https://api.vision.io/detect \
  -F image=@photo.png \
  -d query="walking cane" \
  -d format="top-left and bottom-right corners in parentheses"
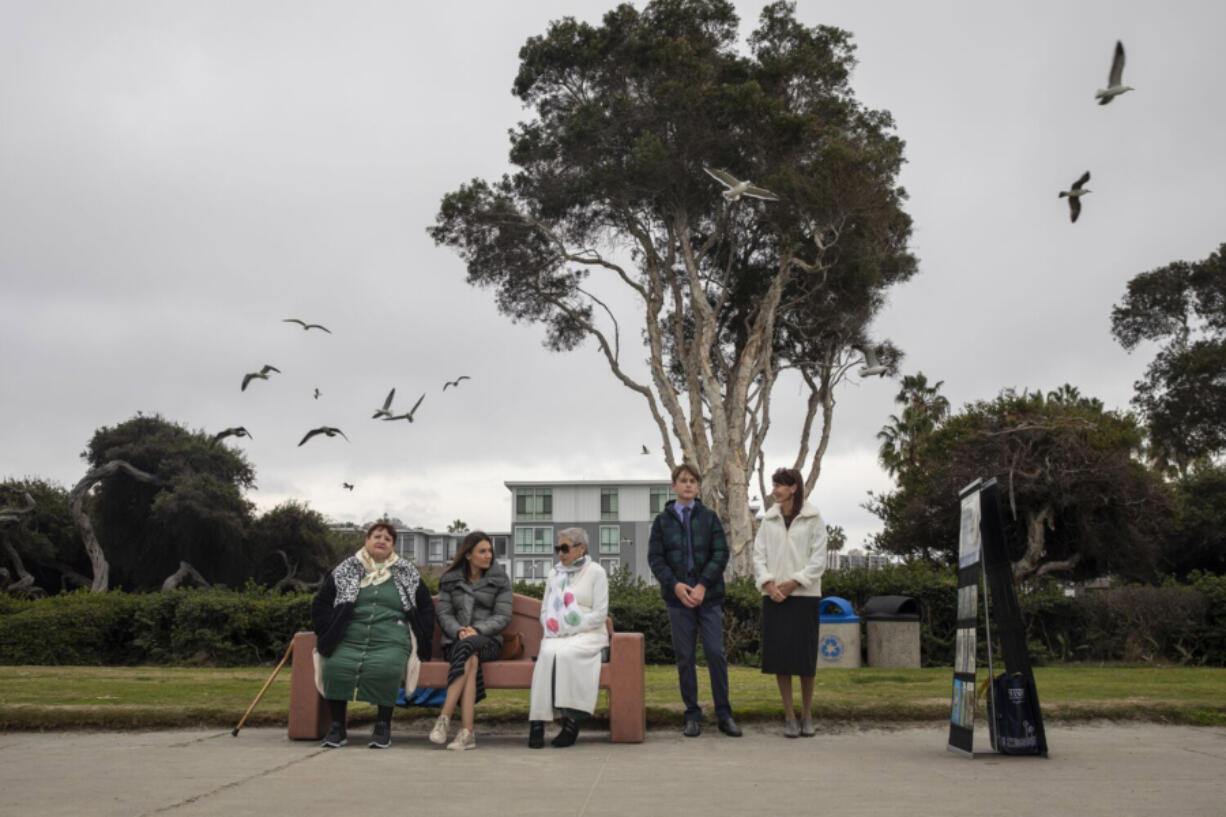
top-left (232, 640), bottom-right (295, 736)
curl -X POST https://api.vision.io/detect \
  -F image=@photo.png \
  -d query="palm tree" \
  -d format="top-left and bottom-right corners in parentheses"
top-left (877, 373), bottom-right (951, 477)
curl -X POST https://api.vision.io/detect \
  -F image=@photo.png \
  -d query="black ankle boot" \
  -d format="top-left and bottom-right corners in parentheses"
top-left (528, 721), bottom-right (545, 749)
top-left (551, 717), bottom-right (579, 748)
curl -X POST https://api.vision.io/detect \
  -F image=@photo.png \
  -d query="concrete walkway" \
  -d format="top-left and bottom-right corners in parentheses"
top-left (2, 722), bottom-right (1224, 817)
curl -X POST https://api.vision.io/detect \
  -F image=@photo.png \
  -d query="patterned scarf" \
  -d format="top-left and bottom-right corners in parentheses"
top-left (332, 549), bottom-right (419, 614)
top-left (356, 546), bottom-right (398, 587)
top-left (543, 555), bottom-right (589, 638)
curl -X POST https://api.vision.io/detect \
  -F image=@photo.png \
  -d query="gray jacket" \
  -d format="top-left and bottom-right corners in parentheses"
top-left (436, 563), bottom-right (513, 647)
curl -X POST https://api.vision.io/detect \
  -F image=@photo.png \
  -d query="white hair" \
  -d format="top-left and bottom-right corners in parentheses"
top-left (557, 527), bottom-right (588, 548)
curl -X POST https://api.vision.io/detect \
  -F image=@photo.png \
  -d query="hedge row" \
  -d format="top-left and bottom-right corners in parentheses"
top-left (3, 568), bottom-right (1224, 666)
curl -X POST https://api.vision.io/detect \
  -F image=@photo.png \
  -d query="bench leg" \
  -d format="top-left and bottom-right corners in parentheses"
top-left (287, 631), bottom-right (328, 740)
top-left (607, 633), bottom-right (646, 743)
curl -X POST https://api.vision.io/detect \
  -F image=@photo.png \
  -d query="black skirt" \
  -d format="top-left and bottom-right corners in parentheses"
top-left (443, 635), bottom-right (502, 704)
top-left (761, 595), bottom-right (819, 676)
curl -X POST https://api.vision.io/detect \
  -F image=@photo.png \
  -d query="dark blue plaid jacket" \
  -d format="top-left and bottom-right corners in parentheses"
top-left (648, 499), bottom-right (728, 607)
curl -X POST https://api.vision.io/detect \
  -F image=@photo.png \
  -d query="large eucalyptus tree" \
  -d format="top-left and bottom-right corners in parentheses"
top-left (431, 0), bottom-right (915, 571)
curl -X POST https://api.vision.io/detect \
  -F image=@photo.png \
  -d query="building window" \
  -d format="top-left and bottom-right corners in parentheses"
top-left (600, 487), bottom-right (619, 521)
top-left (429, 538), bottom-right (444, 561)
top-left (493, 536), bottom-right (508, 558)
top-left (649, 486), bottom-right (674, 515)
top-left (448, 537), bottom-right (458, 558)
top-left (515, 488), bottom-right (553, 521)
top-left (514, 526), bottom-right (553, 554)
top-left (514, 559), bottom-right (550, 580)
top-left (600, 558), bottom-right (621, 575)
top-left (599, 525), bottom-right (620, 555)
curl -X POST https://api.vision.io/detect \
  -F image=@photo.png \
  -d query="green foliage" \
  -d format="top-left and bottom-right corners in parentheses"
top-left (1111, 242), bottom-right (1226, 473)
top-left (4, 571), bottom-right (1223, 667)
top-left (0, 478), bottom-right (88, 594)
top-left (868, 387), bottom-right (1174, 582)
top-left (0, 588), bottom-right (311, 666)
top-left (1163, 465), bottom-right (1226, 577)
top-left (85, 415), bottom-right (256, 590)
top-left (250, 501), bottom-right (334, 588)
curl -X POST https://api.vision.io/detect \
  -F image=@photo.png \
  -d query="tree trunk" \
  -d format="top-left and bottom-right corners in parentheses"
top-left (69, 460), bottom-right (165, 592)
top-left (162, 561), bottom-right (210, 591)
top-left (1013, 504), bottom-right (1055, 581)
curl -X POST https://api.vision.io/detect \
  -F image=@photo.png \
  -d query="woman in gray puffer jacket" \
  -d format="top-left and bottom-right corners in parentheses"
top-left (428, 530), bottom-right (512, 751)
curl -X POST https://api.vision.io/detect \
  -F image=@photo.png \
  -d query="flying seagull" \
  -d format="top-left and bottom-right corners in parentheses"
top-left (371, 388), bottom-right (397, 419)
top-left (641, 445), bottom-right (650, 455)
top-left (212, 427), bottom-right (253, 445)
top-left (703, 167), bottom-right (780, 202)
top-left (1058, 171), bottom-right (1091, 223)
top-left (313, 388), bottom-right (321, 400)
top-left (282, 318), bottom-right (332, 334)
top-left (298, 426), bottom-right (349, 446)
top-left (853, 345), bottom-right (888, 378)
top-left (241, 364), bottom-right (281, 391)
top-left (342, 482), bottom-right (354, 491)
top-left (384, 393), bottom-right (426, 423)
top-left (1096, 41), bottom-right (1133, 105)
top-left (442, 376), bottom-right (471, 391)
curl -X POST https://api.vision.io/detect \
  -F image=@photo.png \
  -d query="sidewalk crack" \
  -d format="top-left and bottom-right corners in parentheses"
top-left (138, 748), bottom-right (327, 816)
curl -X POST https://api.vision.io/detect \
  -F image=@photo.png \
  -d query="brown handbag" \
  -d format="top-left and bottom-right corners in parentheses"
top-left (499, 631), bottom-right (524, 660)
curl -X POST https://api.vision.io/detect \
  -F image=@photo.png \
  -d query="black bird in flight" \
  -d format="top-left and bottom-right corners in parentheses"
top-left (283, 318), bottom-right (332, 333)
top-left (313, 388), bottom-right (321, 400)
top-left (212, 427), bottom-right (253, 445)
top-left (384, 393), bottom-right (426, 423)
top-left (241, 365), bottom-right (281, 391)
top-left (1058, 171), bottom-right (1092, 223)
top-left (342, 482), bottom-right (354, 491)
top-left (442, 376), bottom-right (471, 391)
top-left (372, 388), bottom-right (397, 419)
top-left (298, 426), bottom-right (349, 446)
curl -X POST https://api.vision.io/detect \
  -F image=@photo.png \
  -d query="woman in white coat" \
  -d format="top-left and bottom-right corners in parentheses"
top-left (752, 467), bottom-right (828, 738)
top-left (528, 527), bottom-right (609, 748)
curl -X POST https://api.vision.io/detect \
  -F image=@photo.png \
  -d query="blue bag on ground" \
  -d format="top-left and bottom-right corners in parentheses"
top-left (989, 672), bottom-right (1040, 755)
top-left (397, 686), bottom-right (446, 707)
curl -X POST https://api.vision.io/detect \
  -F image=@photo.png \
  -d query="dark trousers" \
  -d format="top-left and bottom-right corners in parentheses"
top-left (667, 601), bottom-right (731, 721)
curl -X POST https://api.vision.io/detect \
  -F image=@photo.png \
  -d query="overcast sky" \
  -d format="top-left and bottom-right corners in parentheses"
top-left (3, 1), bottom-right (1224, 549)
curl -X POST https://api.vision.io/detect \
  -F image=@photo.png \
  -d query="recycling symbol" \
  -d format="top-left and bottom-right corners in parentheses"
top-left (820, 635), bottom-right (844, 660)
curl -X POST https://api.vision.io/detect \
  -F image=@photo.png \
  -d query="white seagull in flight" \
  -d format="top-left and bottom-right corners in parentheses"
top-left (1095, 41), bottom-right (1133, 106)
top-left (703, 167), bottom-right (780, 202)
top-left (1058, 171), bottom-right (1091, 223)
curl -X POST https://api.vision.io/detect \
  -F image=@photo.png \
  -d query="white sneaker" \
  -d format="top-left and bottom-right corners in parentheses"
top-left (447, 728), bottom-right (476, 751)
top-left (428, 715), bottom-right (450, 745)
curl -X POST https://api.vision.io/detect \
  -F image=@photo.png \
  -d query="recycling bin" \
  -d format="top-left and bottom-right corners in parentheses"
top-left (863, 595), bottom-right (920, 668)
top-left (817, 596), bottom-right (861, 669)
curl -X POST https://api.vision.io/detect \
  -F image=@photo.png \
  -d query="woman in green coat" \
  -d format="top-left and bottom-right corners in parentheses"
top-left (311, 521), bottom-right (431, 749)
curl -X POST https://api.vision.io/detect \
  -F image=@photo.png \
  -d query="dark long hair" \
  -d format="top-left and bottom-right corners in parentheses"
top-left (771, 467), bottom-right (805, 512)
top-left (445, 530), bottom-right (492, 580)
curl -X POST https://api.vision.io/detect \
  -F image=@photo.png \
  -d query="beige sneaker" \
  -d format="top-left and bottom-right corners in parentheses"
top-left (446, 728), bottom-right (476, 751)
top-left (428, 714), bottom-right (450, 745)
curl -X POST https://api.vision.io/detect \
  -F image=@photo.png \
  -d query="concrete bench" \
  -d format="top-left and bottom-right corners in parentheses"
top-left (288, 592), bottom-right (646, 742)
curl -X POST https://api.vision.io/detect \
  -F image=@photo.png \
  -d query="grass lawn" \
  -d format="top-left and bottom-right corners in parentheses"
top-left (1, 664), bottom-right (1223, 730)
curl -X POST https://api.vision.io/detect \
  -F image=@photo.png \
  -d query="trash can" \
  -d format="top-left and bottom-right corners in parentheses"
top-left (817, 596), bottom-right (861, 669)
top-left (863, 595), bottom-right (921, 668)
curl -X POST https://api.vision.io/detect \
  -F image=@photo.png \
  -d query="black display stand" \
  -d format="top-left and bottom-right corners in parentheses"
top-left (947, 477), bottom-right (1048, 758)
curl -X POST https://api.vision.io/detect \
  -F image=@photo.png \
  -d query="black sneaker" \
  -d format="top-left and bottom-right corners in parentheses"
top-left (369, 721), bottom-right (391, 749)
top-left (321, 722), bottom-right (347, 748)
top-left (528, 721), bottom-right (545, 749)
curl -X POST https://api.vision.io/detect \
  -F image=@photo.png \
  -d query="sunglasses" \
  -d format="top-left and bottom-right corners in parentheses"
top-left (553, 543), bottom-right (578, 554)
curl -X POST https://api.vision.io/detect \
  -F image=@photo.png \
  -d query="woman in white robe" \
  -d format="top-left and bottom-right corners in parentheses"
top-left (528, 527), bottom-right (609, 748)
